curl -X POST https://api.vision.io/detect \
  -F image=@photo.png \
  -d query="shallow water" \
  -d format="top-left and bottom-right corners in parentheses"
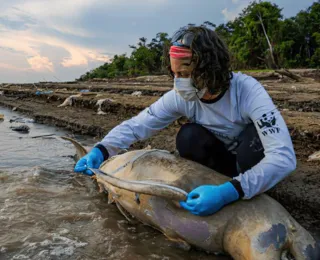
top-left (0, 107), bottom-right (227, 260)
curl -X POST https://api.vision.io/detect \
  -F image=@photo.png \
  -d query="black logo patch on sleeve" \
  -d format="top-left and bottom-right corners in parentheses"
top-left (257, 112), bottom-right (280, 136)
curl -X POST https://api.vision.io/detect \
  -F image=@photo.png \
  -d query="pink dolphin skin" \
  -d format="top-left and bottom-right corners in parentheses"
top-left (64, 137), bottom-right (319, 260)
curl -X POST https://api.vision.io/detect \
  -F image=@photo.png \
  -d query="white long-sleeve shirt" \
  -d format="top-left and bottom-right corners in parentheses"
top-left (98, 72), bottom-right (296, 199)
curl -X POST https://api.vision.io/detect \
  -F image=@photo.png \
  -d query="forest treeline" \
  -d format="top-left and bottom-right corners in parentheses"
top-left (78, 1), bottom-right (320, 81)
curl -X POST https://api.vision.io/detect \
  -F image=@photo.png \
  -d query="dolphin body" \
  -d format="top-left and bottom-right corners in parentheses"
top-left (63, 137), bottom-right (319, 260)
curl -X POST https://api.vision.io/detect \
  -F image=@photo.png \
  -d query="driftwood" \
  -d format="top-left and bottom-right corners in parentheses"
top-left (275, 69), bottom-right (315, 83)
top-left (31, 134), bottom-right (55, 139)
top-left (275, 69), bottom-right (303, 82)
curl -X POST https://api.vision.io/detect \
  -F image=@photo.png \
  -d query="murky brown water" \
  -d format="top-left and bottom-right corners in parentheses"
top-left (0, 107), bottom-right (229, 260)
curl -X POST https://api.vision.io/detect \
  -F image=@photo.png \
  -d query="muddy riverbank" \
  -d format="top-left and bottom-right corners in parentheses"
top-left (1, 73), bottom-right (319, 238)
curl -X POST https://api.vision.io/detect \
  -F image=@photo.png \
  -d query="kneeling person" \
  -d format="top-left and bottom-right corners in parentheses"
top-left (74, 25), bottom-right (296, 216)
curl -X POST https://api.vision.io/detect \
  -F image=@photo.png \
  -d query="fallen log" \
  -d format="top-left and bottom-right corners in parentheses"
top-left (275, 69), bottom-right (303, 82)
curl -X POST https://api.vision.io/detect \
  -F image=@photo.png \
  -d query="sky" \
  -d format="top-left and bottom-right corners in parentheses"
top-left (0, 0), bottom-right (317, 83)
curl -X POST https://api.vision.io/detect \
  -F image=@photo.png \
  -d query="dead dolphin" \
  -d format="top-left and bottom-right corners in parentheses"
top-left (63, 137), bottom-right (319, 260)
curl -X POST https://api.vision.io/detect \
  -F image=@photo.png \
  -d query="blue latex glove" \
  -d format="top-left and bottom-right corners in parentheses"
top-left (180, 182), bottom-right (239, 216)
top-left (74, 147), bottom-right (104, 176)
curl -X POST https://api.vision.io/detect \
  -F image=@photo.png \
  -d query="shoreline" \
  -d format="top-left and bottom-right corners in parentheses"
top-left (1, 75), bottom-right (319, 235)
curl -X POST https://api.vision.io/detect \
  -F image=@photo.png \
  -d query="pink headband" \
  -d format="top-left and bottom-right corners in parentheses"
top-left (169, 46), bottom-right (192, 59)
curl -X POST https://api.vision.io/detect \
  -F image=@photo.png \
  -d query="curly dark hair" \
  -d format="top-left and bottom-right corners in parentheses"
top-left (163, 26), bottom-right (233, 95)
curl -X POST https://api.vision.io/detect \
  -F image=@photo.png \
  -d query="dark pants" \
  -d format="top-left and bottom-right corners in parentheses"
top-left (176, 123), bottom-right (265, 177)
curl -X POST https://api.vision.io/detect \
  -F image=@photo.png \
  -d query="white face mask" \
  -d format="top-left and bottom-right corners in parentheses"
top-left (173, 77), bottom-right (206, 101)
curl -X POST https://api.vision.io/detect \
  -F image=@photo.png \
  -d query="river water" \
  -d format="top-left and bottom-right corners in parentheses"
top-left (0, 107), bottom-right (227, 260)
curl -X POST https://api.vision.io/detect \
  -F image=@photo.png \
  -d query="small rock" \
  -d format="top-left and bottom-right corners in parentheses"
top-left (58, 228), bottom-right (70, 235)
top-left (10, 125), bottom-right (30, 133)
top-left (12, 107), bottom-right (17, 111)
top-left (9, 117), bottom-right (35, 123)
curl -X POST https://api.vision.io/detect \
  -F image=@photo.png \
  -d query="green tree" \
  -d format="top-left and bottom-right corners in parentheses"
top-left (202, 21), bottom-right (216, 28)
top-left (227, 1), bottom-right (283, 69)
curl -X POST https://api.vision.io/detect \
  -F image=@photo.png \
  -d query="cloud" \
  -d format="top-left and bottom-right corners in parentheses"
top-left (221, 8), bottom-right (239, 21)
top-left (0, 25), bottom-right (110, 71)
top-left (61, 51), bottom-right (109, 68)
top-left (221, 0), bottom-right (251, 21)
top-left (1, 5), bottom-right (93, 38)
top-left (0, 8), bottom-right (37, 31)
top-left (27, 56), bottom-right (54, 72)
top-left (0, 46), bottom-right (26, 55)
top-left (0, 2), bottom-right (112, 77)
top-left (0, 63), bottom-right (29, 71)
top-left (0, 16), bottom-right (31, 31)
top-left (16, 0), bottom-right (100, 19)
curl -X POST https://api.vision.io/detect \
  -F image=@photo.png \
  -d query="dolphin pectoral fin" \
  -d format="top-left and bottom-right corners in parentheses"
top-left (108, 193), bottom-right (115, 204)
top-left (96, 179), bottom-right (120, 204)
top-left (168, 237), bottom-right (191, 251)
top-left (97, 182), bottom-right (105, 193)
top-left (164, 229), bottom-right (191, 251)
top-left (173, 240), bottom-right (191, 251)
top-left (115, 202), bottom-right (139, 225)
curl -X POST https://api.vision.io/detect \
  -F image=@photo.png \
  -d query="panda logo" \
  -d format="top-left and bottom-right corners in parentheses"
top-left (257, 112), bottom-right (276, 129)
top-left (147, 108), bottom-right (154, 116)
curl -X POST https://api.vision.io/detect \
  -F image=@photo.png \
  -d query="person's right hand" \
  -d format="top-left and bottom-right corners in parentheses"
top-left (74, 147), bottom-right (104, 176)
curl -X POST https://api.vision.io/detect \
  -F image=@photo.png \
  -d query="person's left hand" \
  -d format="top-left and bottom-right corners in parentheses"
top-left (180, 182), bottom-right (239, 216)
